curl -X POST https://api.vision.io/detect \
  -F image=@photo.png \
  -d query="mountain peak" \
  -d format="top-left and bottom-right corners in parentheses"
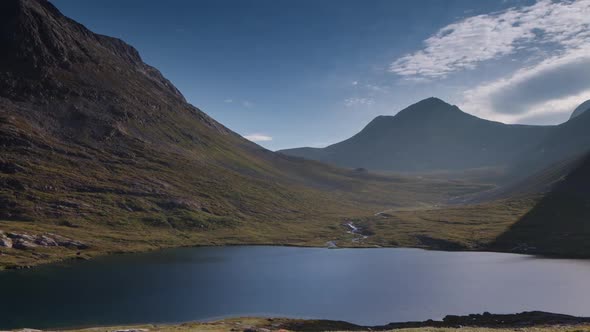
top-left (394, 97), bottom-right (461, 119)
top-left (409, 97), bottom-right (452, 109)
top-left (419, 96), bottom-right (450, 105)
top-left (364, 98), bottom-right (466, 132)
top-left (570, 100), bottom-right (590, 120)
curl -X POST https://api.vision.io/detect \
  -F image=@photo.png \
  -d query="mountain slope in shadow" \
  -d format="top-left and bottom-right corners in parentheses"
top-left (508, 107), bottom-right (590, 180)
top-left (491, 153), bottom-right (590, 256)
top-left (570, 99), bottom-right (590, 119)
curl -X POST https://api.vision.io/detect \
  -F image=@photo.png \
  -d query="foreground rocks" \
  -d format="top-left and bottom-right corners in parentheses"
top-left (14, 312), bottom-right (590, 332)
top-left (0, 230), bottom-right (88, 251)
top-left (279, 311), bottom-right (590, 331)
top-left (0, 232), bottom-right (13, 248)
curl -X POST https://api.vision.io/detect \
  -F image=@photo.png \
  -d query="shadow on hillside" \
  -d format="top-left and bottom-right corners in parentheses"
top-left (491, 154), bottom-right (590, 257)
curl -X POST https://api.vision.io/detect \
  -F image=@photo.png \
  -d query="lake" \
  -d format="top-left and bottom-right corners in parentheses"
top-left (2, 246), bottom-right (590, 329)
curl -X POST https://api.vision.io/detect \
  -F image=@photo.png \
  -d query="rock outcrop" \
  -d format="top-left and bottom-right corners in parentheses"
top-left (0, 230), bottom-right (88, 250)
top-left (0, 231), bottom-right (13, 248)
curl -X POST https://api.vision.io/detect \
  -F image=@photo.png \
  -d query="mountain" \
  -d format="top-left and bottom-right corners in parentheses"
top-left (280, 98), bottom-right (553, 172)
top-left (570, 99), bottom-right (590, 120)
top-left (507, 103), bottom-right (590, 180)
top-left (492, 152), bottom-right (590, 256)
top-left (0, 0), bottom-right (488, 268)
top-left (280, 98), bottom-right (590, 176)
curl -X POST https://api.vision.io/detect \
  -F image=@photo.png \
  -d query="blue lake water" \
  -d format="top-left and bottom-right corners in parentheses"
top-left (2, 246), bottom-right (590, 329)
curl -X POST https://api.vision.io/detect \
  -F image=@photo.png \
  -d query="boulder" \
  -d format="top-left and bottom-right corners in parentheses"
top-left (0, 233), bottom-right (12, 248)
top-left (2, 232), bottom-right (88, 249)
top-left (47, 233), bottom-right (89, 249)
top-left (12, 239), bottom-right (38, 250)
top-left (35, 235), bottom-right (58, 246)
top-left (64, 240), bottom-right (89, 249)
top-left (7, 232), bottom-right (36, 242)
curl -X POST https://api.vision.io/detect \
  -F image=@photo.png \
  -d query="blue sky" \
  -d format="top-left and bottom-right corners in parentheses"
top-left (52, 0), bottom-right (590, 150)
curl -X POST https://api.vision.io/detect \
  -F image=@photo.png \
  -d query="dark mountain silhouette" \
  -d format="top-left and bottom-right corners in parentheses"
top-left (280, 98), bottom-right (553, 172)
top-left (463, 154), bottom-right (583, 204)
top-left (507, 103), bottom-right (590, 180)
top-left (492, 153), bottom-right (590, 256)
top-left (570, 99), bottom-right (590, 120)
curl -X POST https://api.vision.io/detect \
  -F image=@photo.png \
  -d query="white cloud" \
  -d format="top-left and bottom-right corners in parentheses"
top-left (390, 0), bottom-right (590, 79)
top-left (387, 0), bottom-right (590, 124)
top-left (365, 84), bottom-right (388, 94)
top-left (242, 100), bottom-right (253, 108)
top-left (344, 97), bottom-right (374, 107)
top-left (352, 81), bottom-right (359, 85)
top-left (461, 47), bottom-right (590, 123)
top-left (244, 133), bottom-right (272, 142)
top-left (224, 99), bottom-right (233, 103)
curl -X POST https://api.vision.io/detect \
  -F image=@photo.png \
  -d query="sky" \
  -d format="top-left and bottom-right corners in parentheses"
top-left (51, 0), bottom-right (590, 151)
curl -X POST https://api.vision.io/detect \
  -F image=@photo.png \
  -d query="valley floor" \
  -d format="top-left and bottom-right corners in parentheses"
top-left (0, 195), bottom-right (542, 269)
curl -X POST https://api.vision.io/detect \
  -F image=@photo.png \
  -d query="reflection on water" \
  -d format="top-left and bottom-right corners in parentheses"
top-left (1, 246), bottom-right (590, 329)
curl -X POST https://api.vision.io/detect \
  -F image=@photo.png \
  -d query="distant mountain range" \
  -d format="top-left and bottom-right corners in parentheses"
top-left (280, 98), bottom-right (590, 175)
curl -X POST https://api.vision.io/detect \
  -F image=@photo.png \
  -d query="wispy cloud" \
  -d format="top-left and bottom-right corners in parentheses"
top-left (390, 0), bottom-right (590, 79)
top-left (344, 97), bottom-right (374, 107)
top-left (462, 48), bottom-right (590, 123)
top-left (224, 99), bottom-right (233, 103)
top-left (365, 84), bottom-right (388, 94)
top-left (387, 0), bottom-right (590, 124)
top-left (244, 133), bottom-right (272, 142)
top-left (242, 100), bottom-right (254, 108)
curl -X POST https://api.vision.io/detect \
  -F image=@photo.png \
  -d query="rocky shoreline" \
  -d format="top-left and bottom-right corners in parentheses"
top-left (11, 311), bottom-right (590, 332)
top-left (0, 230), bottom-right (88, 251)
top-left (280, 311), bottom-right (590, 331)
top-left (0, 229), bottom-right (90, 269)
